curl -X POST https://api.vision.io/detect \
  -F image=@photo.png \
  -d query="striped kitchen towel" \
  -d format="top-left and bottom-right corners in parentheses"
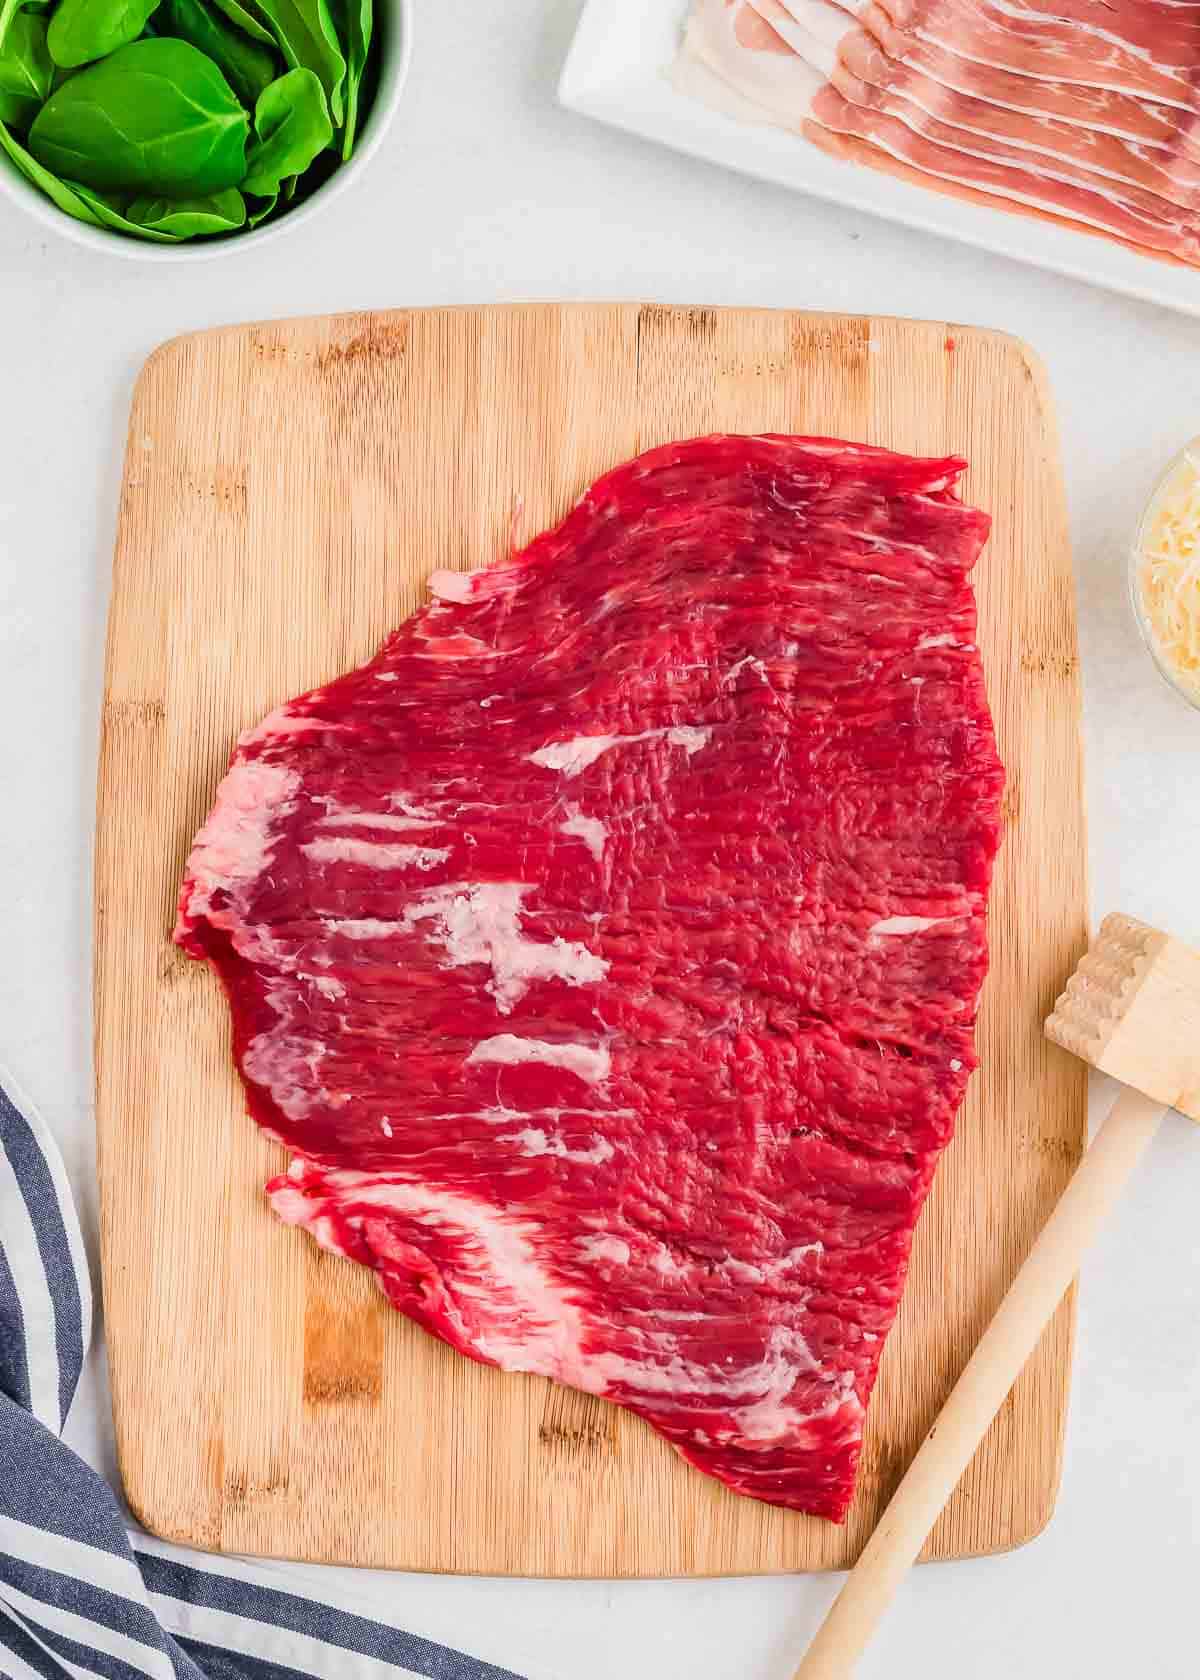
top-left (0, 1068), bottom-right (524, 1680)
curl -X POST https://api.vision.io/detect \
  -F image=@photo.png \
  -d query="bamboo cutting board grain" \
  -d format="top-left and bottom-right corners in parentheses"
top-left (95, 304), bottom-right (1087, 1576)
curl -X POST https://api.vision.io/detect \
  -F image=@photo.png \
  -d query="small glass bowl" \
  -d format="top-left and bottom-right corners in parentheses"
top-left (1129, 439), bottom-right (1200, 713)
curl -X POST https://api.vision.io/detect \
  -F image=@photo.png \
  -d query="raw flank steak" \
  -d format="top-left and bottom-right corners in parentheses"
top-left (176, 433), bottom-right (1004, 1520)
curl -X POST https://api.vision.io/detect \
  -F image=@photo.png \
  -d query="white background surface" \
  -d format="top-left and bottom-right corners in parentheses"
top-left (0, 3), bottom-right (1197, 1677)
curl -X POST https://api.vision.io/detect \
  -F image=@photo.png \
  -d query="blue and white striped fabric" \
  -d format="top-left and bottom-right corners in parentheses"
top-left (0, 1069), bottom-right (524, 1680)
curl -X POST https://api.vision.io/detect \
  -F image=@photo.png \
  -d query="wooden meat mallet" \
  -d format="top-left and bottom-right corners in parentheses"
top-left (794, 912), bottom-right (1200, 1680)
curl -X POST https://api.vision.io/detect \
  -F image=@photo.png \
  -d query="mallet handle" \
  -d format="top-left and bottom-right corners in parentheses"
top-left (794, 1086), bottom-right (1166, 1680)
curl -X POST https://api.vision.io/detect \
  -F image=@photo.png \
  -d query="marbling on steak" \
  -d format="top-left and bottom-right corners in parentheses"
top-left (175, 433), bottom-right (1003, 1519)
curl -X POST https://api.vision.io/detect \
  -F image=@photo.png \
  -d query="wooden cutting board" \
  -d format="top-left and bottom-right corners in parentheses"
top-left (95, 303), bottom-right (1087, 1577)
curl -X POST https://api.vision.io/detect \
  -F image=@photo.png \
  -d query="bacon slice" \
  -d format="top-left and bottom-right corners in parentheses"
top-left (682, 0), bottom-right (1200, 269)
top-left (808, 82), bottom-right (1200, 259)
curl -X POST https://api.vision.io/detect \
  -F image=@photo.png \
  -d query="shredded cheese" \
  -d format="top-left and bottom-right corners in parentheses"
top-left (1137, 446), bottom-right (1200, 704)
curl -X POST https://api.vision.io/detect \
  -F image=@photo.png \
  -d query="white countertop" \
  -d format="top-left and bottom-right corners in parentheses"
top-left (1, 4), bottom-right (1197, 1677)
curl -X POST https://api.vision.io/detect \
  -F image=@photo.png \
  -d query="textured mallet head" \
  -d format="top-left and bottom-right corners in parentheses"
top-left (1045, 913), bottom-right (1200, 1122)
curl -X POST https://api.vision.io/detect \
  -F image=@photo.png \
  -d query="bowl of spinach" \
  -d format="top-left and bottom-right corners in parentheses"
top-left (0, 0), bottom-right (410, 253)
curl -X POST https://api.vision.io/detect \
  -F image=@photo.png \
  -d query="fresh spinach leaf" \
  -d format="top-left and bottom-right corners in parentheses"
top-left (330, 0), bottom-right (368, 159)
top-left (158, 0), bottom-right (277, 107)
top-left (47, 0), bottom-right (162, 69)
top-left (242, 65), bottom-right (329, 196)
top-left (233, 0), bottom-right (343, 126)
top-left (244, 185), bottom-right (275, 224)
top-left (28, 38), bottom-right (249, 193)
top-left (0, 113), bottom-right (108, 222)
top-left (207, 0), bottom-right (273, 47)
top-left (0, 0), bottom-right (30, 50)
top-left (65, 176), bottom-right (183, 237)
top-left (126, 184), bottom-right (245, 233)
top-left (0, 10), bottom-right (51, 130)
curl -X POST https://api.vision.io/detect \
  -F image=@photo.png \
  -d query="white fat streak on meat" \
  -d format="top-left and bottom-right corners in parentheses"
top-left (399, 882), bottom-right (608, 1013)
top-left (412, 632), bottom-right (510, 661)
top-left (669, 725), bottom-right (712, 754)
top-left (577, 1235), bottom-right (631, 1265)
top-left (271, 1163), bottom-right (590, 1379)
top-left (499, 1128), bottom-right (615, 1165)
top-left (425, 569), bottom-right (477, 602)
top-left (391, 795), bottom-right (440, 818)
top-left (275, 1150), bottom-right (847, 1430)
top-left (660, 1240), bottom-right (824, 1287)
top-left (176, 761), bottom-right (299, 922)
top-left (465, 1033), bottom-right (611, 1084)
top-left (323, 916), bottom-right (399, 939)
top-left (668, 44), bottom-right (787, 126)
top-left (425, 562), bottom-right (523, 605)
top-left (759, 1241), bottom-right (826, 1281)
top-left (237, 707), bottom-right (336, 751)
top-left (275, 1162), bottom-right (834, 1425)
top-left (588, 1323), bottom-right (820, 1425)
top-left (749, 0), bottom-right (839, 72)
top-left (311, 792), bottom-right (441, 825)
top-left (301, 836), bottom-right (451, 870)
top-left (317, 808), bottom-right (439, 832)
top-left (559, 805), bottom-right (607, 861)
top-left (723, 654), bottom-right (770, 685)
top-left (529, 725), bottom-right (711, 778)
top-left (743, 1367), bottom-right (864, 1441)
top-left (481, 1105), bottom-right (634, 1126)
top-left (868, 914), bottom-right (951, 934)
top-left (915, 632), bottom-right (962, 650)
top-left (242, 1007), bottom-right (326, 1121)
top-left (331, 1105), bottom-right (625, 1129)
top-left (679, 0), bottom-right (824, 121)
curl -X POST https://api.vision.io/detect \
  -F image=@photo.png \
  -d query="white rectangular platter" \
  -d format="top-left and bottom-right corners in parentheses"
top-left (559, 0), bottom-right (1200, 320)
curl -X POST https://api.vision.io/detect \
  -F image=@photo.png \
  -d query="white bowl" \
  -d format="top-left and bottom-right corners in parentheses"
top-left (0, 0), bottom-right (411, 260)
